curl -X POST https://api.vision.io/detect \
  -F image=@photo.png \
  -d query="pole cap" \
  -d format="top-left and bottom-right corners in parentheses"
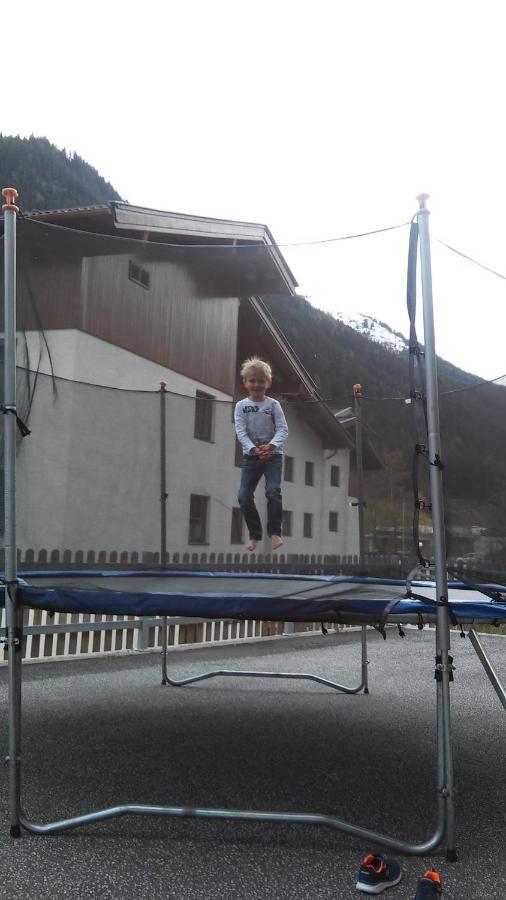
top-left (159, 379), bottom-right (167, 390)
top-left (2, 187), bottom-right (19, 212)
top-left (353, 383), bottom-right (362, 397)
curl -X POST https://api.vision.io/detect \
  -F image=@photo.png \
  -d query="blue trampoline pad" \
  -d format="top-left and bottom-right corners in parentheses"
top-left (8, 571), bottom-right (506, 625)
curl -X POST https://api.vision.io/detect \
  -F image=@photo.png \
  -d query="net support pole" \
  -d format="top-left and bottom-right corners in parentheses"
top-left (353, 383), bottom-right (366, 572)
top-left (159, 380), bottom-right (168, 568)
top-left (353, 384), bottom-right (369, 692)
top-left (2, 187), bottom-right (22, 838)
top-left (416, 193), bottom-right (456, 860)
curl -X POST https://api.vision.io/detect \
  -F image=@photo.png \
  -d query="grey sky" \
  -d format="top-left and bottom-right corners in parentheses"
top-left (5, 0), bottom-right (506, 379)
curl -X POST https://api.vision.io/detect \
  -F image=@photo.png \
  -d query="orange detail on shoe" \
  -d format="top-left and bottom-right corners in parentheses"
top-left (362, 855), bottom-right (385, 874)
top-left (423, 871), bottom-right (441, 885)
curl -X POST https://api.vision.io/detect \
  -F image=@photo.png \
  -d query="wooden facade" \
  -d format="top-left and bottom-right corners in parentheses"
top-left (11, 203), bottom-right (359, 444)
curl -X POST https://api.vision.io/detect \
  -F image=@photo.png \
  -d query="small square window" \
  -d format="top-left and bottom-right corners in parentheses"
top-left (330, 465), bottom-right (340, 487)
top-left (230, 507), bottom-right (244, 544)
top-left (128, 260), bottom-right (150, 289)
top-left (194, 391), bottom-right (215, 442)
top-left (234, 439), bottom-right (243, 467)
top-left (305, 461), bottom-right (314, 486)
top-left (282, 510), bottom-right (293, 537)
top-left (189, 494), bottom-right (209, 543)
top-left (284, 455), bottom-right (294, 482)
top-left (303, 513), bottom-right (313, 538)
top-left (329, 511), bottom-right (339, 532)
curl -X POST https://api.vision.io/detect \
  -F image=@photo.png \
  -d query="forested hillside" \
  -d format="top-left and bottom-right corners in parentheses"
top-left (263, 293), bottom-right (506, 550)
top-left (0, 135), bottom-right (122, 211)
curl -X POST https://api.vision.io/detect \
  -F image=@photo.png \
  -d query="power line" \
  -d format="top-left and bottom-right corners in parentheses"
top-left (435, 237), bottom-right (506, 281)
top-left (21, 214), bottom-right (410, 251)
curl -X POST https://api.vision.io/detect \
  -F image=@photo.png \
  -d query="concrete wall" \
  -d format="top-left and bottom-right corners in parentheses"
top-left (15, 329), bottom-right (359, 559)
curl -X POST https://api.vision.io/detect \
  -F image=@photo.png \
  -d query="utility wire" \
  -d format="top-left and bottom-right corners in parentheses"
top-left (361, 373), bottom-right (506, 402)
top-left (20, 214), bottom-right (410, 251)
top-left (435, 236), bottom-right (506, 281)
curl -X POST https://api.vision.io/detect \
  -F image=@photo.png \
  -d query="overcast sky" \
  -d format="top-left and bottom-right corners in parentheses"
top-left (5, 0), bottom-right (506, 380)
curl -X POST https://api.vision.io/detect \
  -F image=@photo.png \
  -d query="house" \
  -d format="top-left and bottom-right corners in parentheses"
top-left (3, 201), bottom-right (375, 562)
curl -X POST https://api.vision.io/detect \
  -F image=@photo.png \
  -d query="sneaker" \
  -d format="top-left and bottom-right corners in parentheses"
top-left (356, 854), bottom-right (402, 894)
top-left (414, 871), bottom-right (442, 899)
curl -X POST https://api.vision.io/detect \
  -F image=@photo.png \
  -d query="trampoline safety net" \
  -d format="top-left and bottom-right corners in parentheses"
top-left (0, 213), bottom-right (505, 590)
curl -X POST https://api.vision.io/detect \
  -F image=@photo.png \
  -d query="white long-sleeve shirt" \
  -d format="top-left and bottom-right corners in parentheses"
top-left (234, 396), bottom-right (289, 455)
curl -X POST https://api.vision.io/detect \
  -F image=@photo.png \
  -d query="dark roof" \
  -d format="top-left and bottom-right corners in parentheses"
top-left (16, 201), bottom-right (298, 296)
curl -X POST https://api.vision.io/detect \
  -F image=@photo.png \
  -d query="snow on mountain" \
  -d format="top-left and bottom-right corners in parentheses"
top-left (335, 312), bottom-right (408, 353)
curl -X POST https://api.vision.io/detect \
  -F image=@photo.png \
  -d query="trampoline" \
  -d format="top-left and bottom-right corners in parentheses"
top-left (3, 190), bottom-right (506, 859)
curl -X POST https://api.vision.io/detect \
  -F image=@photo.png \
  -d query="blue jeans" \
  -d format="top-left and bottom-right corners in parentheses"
top-left (238, 454), bottom-right (283, 540)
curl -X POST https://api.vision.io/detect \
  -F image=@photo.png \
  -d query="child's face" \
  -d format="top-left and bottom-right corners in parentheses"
top-left (244, 369), bottom-right (271, 400)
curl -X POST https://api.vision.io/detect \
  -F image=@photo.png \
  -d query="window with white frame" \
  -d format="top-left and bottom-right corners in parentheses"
top-left (194, 391), bottom-right (215, 442)
top-left (189, 494), bottom-right (209, 543)
top-left (230, 507), bottom-right (244, 544)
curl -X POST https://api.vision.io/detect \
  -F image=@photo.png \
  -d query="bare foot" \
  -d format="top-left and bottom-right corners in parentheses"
top-left (245, 539), bottom-right (257, 552)
top-left (271, 535), bottom-right (284, 551)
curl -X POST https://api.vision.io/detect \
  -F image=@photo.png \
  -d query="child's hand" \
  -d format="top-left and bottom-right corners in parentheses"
top-left (257, 444), bottom-right (273, 460)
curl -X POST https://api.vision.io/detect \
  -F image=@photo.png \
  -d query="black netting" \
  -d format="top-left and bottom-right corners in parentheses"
top-left (0, 213), bottom-right (504, 583)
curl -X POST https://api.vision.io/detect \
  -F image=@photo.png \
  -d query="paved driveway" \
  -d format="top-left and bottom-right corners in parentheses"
top-left (1, 628), bottom-right (505, 899)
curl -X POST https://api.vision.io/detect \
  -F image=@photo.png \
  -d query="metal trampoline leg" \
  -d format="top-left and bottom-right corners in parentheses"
top-left (435, 609), bottom-right (457, 861)
top-left (161, 616), bottom-right (169, 685)
top-left (6, 596), bottom-right (22, 838)
top-left (361, 625), bottom-right (369, 694)
top-left (160, 620), bottom-right (368, 693)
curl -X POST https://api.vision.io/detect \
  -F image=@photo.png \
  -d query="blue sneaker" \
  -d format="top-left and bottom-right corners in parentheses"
top-left (414, 871), bottom-right (442, 899)
top-left (356, 854), bottom-right (402, 894)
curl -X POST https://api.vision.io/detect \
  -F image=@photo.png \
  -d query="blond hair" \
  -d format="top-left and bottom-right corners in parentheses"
top-left (240, 357), bottom-right (272, 381)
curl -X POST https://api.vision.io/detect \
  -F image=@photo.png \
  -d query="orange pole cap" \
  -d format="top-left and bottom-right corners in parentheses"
top-left (2, 187), bottom-right (19, 212)
top-left (353, 383), bottom-right (362, 397)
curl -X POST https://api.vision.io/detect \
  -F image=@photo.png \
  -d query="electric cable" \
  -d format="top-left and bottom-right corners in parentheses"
top-left (435, 237), bottom-right (506, 281)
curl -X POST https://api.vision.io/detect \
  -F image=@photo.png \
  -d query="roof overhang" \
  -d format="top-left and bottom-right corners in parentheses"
top-left (15, 202), bottom-right (298, 298)
top-left (111, 202), bottom-right (297, 296)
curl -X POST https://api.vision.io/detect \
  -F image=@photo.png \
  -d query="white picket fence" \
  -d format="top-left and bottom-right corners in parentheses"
top-left (0, 606), bottom-right (324, 664)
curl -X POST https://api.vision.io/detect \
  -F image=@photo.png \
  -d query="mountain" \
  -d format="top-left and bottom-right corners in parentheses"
top-left (263, 293), bottom-right (506, 565)
top-left (334, 312), bottom-right (408, 353)
top-left (0, 134), bottom-right (123, 211)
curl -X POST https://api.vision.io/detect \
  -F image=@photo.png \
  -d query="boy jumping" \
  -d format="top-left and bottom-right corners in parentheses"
top-left (234, 357), bottom-right (289, 552)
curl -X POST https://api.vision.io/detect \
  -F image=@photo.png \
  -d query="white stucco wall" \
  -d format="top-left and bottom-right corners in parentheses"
top-left (15, 329), bottom-right (359, 561)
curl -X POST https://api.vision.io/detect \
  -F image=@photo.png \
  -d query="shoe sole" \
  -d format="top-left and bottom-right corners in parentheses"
top-left (356, 873), bottom-right (402, 894)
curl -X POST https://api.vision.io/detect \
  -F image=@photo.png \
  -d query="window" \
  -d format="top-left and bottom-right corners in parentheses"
top-left (329, 511), bottom-right (339, 532)
top-left (194, 391), bottom-right (215, 442)
top-left (284, 455), bottom-right (294, 482)
top-left (189, 494), bottom-right (209, 543)
top-left (234, 439), bottom-right (243, 467)
top-left (230, 507), bottom-right (244, 544)
top-left (303, 513), bottom-right (313, 538)
top-left (282, 510), bottom-right (293, 537)
top-left (128, 260), bottom-right (150, 289)
top-left (330, 464), bottom-right (340, 487)
top-left (305, 461), bottom-right (314, 486)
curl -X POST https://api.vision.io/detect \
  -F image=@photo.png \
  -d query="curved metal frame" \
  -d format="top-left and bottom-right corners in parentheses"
top-left (160, 618), bottom-right (369, 694)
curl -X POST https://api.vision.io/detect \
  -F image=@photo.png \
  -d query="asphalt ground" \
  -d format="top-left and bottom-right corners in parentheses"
top-left (1, 628), bottom-right (505, 900)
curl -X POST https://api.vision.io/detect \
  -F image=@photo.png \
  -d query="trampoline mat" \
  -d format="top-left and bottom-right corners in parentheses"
top-left (11, 571), bottom-right (506, 624)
